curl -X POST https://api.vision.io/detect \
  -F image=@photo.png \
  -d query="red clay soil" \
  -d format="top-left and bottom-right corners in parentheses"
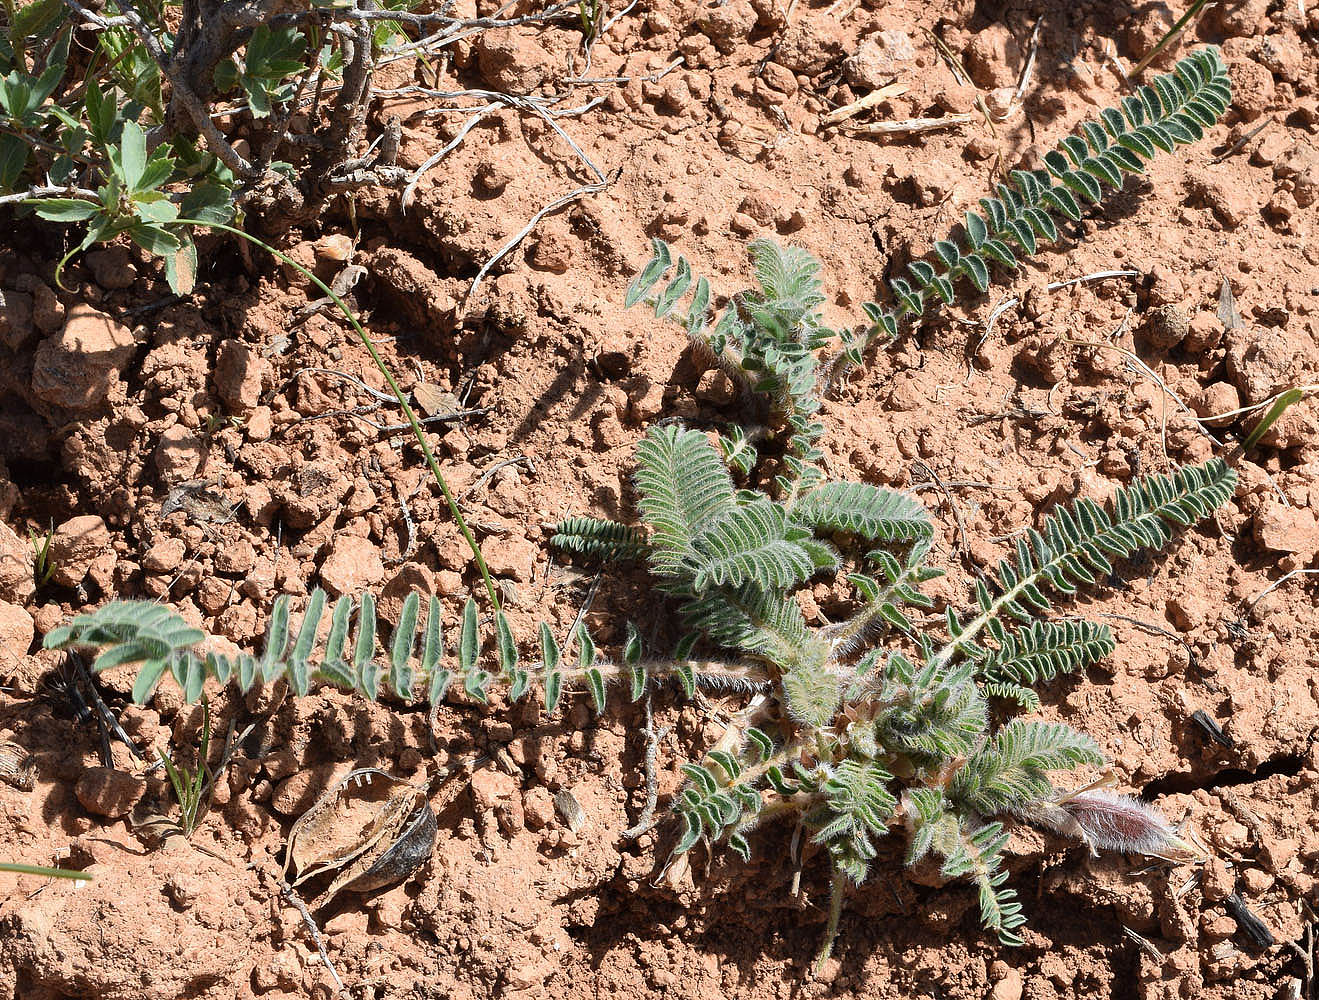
top-left (2, 1), bottom-right (1319, 998)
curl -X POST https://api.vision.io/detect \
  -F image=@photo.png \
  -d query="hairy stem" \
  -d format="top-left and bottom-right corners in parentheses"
top-left (814, 870), bottom-right (846, 973)
top-left (820, 560), bottom-right (926, 658)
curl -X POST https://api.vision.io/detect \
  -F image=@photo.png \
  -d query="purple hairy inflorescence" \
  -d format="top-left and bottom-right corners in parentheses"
top-left (1060, 790), bottom-right (1198, 858)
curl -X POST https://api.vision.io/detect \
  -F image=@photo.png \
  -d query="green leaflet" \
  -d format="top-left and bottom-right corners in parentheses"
top-left (862, 48), bottom-right (1231, 354)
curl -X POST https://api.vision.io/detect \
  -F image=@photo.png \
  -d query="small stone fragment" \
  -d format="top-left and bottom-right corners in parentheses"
top-left (470, 767), bottom-right (518, 811)
top-left (1225, 325), bottom-right (1295, 405)
top-left (48, 515), bottom-right (111, 587)
top-left (695, 370), bottom-right (737, 405)
top-left (844, 30), bottom-right (915, 90)
top-left (85, 247), bottom-right (139, 290)
top-left (142, 538), bottom-right (186, 574)
top-left (989, 967), bottom-right (1024, 1000)
top-left (278, 461), bottom-right (351, 530)
top-left (0, 521), bottom-right (35, 604)
top-left (0, 600), bottom-right (34, 662)
top-left (27, 280), bottom-right (64, 333)
top-left (482, 534), bottom-right (537, 582)
top-left (696, 0), bottom-right (756, 54)
top-left (319, 535), bottom-right (386, 596)
top-left (215, 539), bottom-right (256, 575)
top-left (474, 160), bottom-right (511, 195)
top-left (523, 786), bottom-right (556, 829)
top-left (0, 289), bottom-right (34, 349)
top-left (773, 18), bottom-right (844, 74)
top-left (529, 228), bottom-right (572, 273)
top-left (76, 766), bottom-right (146, 818)
top-left (1252, 500), bottom-right (1319, 558)
top-left (1189, 176), bottom-right (1251, 229)
top-left (964, 24), bottom-right (1020, 89)
top-left (472, 27), bottom-right (554, 91)
top-left (1194, 382), bottom-right (1240, 427)
top-left (155, 426), bottom-right (205, 483)
top-left (31, 304), bottom-right (137, 409)
top-left (1143, 303), bottom-right (1189, 349)
top-left (1227, 59), bottom-right (1274, 122)
top-left (214, 341), bottom-right (269, 414)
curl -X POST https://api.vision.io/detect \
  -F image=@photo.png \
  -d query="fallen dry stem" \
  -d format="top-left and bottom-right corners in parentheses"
top-left (1211, 117), bottom-right (1272, 164)
top-left (464, 178), bottom-right (611, 308)
top-left (1063, 336), bottom-right (1221, 454)
top-left (838, 112), bottom-right (975, 136)
top-left (621, 695), bottom-right (671, 840)
top-left (821, 83), bottom-right (908, 126)
top-left (1240, 569), bottom-right (1319, 616)
top-left (280, 881), bottom-right (347, 995)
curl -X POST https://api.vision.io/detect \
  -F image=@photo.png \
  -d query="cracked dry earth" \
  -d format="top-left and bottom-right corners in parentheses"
top-left (2, 0), bottom-right (1319, 998)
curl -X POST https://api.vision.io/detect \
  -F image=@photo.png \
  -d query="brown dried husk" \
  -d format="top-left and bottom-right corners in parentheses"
top-left (284, 767), bottom-right (435, 908)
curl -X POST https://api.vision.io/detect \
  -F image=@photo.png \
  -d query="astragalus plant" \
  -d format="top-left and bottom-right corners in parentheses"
top-left (557, 233), bottom-right (1235, 963)
top-left (46, 47), bottom-right (1235, 968)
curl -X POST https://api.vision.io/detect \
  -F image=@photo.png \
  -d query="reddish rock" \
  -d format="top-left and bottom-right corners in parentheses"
top-left (1208, 0), bottom-right (1269, 37)
top-left (379, 563), bottom-right (435, 625)
top-left (528, 226), bottom-right (572, 274)
top-left (278, 461), bottom-right (351, 530)
top-left (1253, 501), bottom-right (1319, 559)
top-left (31, 304), bottom-right (137, 409)
top-left (155, 425), bottom-right (205, 483)
top-left (1123, 6), bottom-right (1176, 63)
top-left (1143, 304), bottom-right (1189, 350)
top-left (0, 289), bottom-right (34, 349)
top-left (319, 534), bottom-right (385, 596)
top-left (84, 247), bottom-right (139, 290)
top-left (270, 765), bottom-right (349, 816)
top-left (471, 767), bottom-right (526, 832)
top-left (25, 278), bottom-right (64, 333)
top-left (195, 577), bottom-right (232, 615)
top-left (1225, 325), bottom-right (1295, 404)
top-left (844, 30), bottom-right (915, 90)
top-left (471, 767), bottom-right (518, 811)
top-left (1189, 175), bottom-right (1252, 229)
top-left (472, 28), bottom-right (554, 92)
top-left (214, 341), bottom-right (269, 414)
top-left (75, 766), bottom-right (146, 818)
top-left (1228, 57), bottom-right (1275, 121)
top-left (482, 534), bottom-right (537, 582)
top-left (522, 786), bottom-right (556, 829)
top-left (1193, 382), bottom-right (1241, 427)
top-left (774, 17), bottom-right (844, 75)
top-left (964, 23), bottom-right (1020, 89)
top-left (0, 600), bottom-right (34, 662)
top-left (1275, 142), bottom-right (1319, 208)
top-left (215, 539), bottom-right (256, 575)
top-left (696, 0), bottom-right (755, 53)
top-left (989, 967), bottom-right (1024, 1000)
top-left (48, 515), bottom-right (110, 587)
top-left (362, 247), bottom-right (458, 332)
top-left (0, 521), bottom-right (35, 604)
top-left (141, 538), bottom-right (186, 574)
top-left (474, 159), bottom-right (511, 195)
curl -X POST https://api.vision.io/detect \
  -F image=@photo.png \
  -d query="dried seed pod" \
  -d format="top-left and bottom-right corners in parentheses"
top-left (345, 798), bottom-right (437, 895)
top-left (284, 768), bottom-right (434, 909)
top-left (1224, 893), bottom-right (1275, 949)
top-left (0, 741), bottom-right (35, 791)
top-left (554, 788), bottom-right (586, 833)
